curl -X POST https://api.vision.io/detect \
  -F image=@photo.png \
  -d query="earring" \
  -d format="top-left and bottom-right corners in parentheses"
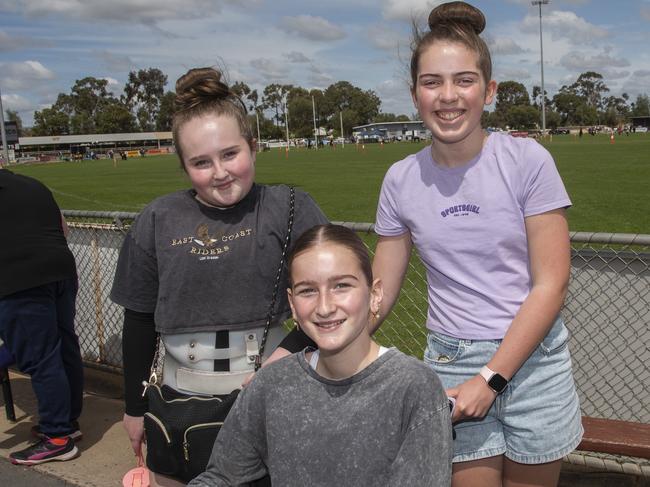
top-left (373, 311), bottom-right (380, 320)
top-left (294, 319), bottom-right (300, 331)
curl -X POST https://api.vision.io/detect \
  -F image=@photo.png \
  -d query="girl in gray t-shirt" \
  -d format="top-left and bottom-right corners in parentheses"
top-left (189, 224), bottom-right (453, 487)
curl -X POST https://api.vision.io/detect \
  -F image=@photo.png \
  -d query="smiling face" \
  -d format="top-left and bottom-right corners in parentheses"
top-left (288, 242), bottom-right (382, 356)
top-left (179, 114), bottom-right (256, 208)
top-left (412, 41), bottom-right (496, 149)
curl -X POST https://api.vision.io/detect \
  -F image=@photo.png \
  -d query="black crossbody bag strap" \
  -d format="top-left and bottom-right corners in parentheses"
top-left (255, 185), bottom-right (295, 370)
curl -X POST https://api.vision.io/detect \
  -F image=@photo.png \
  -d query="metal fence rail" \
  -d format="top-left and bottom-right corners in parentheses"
top-left (62, 211), bottom-right (650, 426)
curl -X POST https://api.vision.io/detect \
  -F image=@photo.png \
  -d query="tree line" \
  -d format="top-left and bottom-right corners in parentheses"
top-left (486, 71), bottom-right (649, 130)
top-left (13, 68), bottom-right (650, 138)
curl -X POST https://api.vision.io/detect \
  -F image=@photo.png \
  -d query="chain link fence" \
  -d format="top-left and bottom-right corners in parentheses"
top-left (63, 212), bottom-right (649, 425)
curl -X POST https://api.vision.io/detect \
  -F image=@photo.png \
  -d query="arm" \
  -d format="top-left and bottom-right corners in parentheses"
top-left (121, 309), bottom-right (157, 456)
top-left (388, 404), bottom-right (453, 486)
top-left (189, 383), bottom-right (268, 486)
top-left (448, 209), bottom-right (570, 421)
top-left (370, 233), bottom-right (412, 334)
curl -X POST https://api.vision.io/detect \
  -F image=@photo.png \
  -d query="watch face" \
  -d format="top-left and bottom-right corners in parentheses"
top-left (488, 374), bottom-right (508, 393)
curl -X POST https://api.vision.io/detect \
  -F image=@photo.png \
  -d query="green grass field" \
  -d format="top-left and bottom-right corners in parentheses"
top-left (10, 133), bottom-right (650, 234)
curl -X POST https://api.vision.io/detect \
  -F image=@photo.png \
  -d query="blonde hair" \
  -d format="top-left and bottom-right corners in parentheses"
top-left (172, 67), bottom-right (253, 169)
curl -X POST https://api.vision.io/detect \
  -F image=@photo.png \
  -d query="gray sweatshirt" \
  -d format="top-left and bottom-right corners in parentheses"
top-left (189, 348), bottom-right (453, 487)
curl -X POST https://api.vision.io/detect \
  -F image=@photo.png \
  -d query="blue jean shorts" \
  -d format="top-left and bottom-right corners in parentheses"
top-left (424, 317), bottom-right (583, 464)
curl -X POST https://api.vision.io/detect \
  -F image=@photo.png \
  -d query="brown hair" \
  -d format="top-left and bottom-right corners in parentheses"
top-left (288, 224), bottom-right (373, 286)
top-left (172, 67), bottom-right (254, 169)
top-left (410, 1), bottom-right (492, 89)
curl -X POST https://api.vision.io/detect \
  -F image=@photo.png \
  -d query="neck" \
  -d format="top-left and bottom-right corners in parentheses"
top-left (317, 338), bottom-right (380, 380)
top-left (431, 128), bottom-right (487, 168)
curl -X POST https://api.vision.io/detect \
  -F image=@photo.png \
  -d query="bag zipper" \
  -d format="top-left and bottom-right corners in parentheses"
top-left (147, 383), bottom-right (225, 404)
top-left (182, 422), bottom-right (224, 461)
top-left (144, 412), bottom-right (172, 444)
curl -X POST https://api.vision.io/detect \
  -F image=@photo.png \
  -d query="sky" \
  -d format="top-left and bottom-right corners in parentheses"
top-left (1, 0), bottom-right (650, 127)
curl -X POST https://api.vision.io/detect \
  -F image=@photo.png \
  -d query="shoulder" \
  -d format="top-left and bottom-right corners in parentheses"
top-left (383, 350), bottom-right (445, 396)
top-left (488, 132), bottom-right (553, 168)
top-left (249, 354), bottom-right (304, 390)
top-left (385, 147), bottom-right (426, 177)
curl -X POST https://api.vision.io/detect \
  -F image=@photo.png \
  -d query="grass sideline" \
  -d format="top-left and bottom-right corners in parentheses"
top-left (9, 133), bottom-right (650, 234)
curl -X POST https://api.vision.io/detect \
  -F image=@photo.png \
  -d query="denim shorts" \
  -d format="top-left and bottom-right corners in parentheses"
top-left (424, 317), bottom-right (583, 464)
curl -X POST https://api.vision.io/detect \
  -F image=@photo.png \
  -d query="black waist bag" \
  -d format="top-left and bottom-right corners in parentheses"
top-left (144, 384), bottom-right (239, 483)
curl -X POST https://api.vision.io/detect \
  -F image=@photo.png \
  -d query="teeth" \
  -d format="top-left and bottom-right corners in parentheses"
top-left (437, 111), bottom-right (462, 120)
top-left (317, 319), bottom-right (344, 329)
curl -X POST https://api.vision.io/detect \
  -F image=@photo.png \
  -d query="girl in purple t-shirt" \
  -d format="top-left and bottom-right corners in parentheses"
top-left (372, 2), bottom-right (582, 486)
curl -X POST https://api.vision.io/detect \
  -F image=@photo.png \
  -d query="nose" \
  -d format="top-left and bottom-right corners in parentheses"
top-left (316, 291), bottom-right (335, 317)
top-left (211, 160), bottom-right (228, 180)
top-left (439, 82), bottom-right (458, 103)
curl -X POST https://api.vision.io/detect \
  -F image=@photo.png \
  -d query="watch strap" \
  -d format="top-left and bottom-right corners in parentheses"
top-left (480, 365), bottom-right (508, 393)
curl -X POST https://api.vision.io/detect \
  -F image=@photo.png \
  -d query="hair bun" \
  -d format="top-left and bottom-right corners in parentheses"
top-left (175, 67), bottom-right (232, 112)
top-left (428, 1), bottom-right (486, 35)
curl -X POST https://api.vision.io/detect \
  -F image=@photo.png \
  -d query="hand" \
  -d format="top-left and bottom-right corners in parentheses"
top-left (123, 413), bottom-right (145, 457)
top-left (241, 347), bottom-right (292, 388)
top-left (446, 375), bottom-right (497, 423)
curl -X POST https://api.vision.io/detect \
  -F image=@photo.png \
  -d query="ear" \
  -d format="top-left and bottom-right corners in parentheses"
top-left (484, 80), bottom-right (497, 106)
top-left (410, 86), bottom-right (420, 113)
top-left (369, 278), bottom-right (384, 316)
top-left (287, 288), bottom-right (298, 321)
top-left (251, 139), bottom-right (258, 163)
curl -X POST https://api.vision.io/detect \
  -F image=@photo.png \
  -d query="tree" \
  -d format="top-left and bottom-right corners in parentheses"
top-left (506, 105), bottom-right (539, 130)
top-left (631, 94), bottom-right (650, 117)
top-left (156, 92), bottom-right (176, 131)
top-left (570, 71), bottom-right (609, 110)
top-left (495, 81), bottom-right (530, 115)
top-left (531, 86), bottom-right (550, 110)
top-left (5, 109), bottom-right (23, 134)
top-left (321, 81), bottom-right (381, 134)
top-left (552, 89), bottom-right (584, 125)
top-left (32, 107), bottom-right (70, 136)
top-left (96, 102), bottom-right (136, 133)
top-left (373, 113), bottom-right (410, 123)
top-left (123, 68), bottom-right (168, 131)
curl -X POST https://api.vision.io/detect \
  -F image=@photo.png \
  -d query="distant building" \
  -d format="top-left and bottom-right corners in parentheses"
top-left (17, 132), bottom-right (174, 156)
top-left (629, 116), bottom-right (650, 130)
top-left (352, 121), bottom-right (430, 142)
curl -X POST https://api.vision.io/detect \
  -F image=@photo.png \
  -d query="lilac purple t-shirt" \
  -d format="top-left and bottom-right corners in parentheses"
top-left (375, 133), bottom-right (571, 339)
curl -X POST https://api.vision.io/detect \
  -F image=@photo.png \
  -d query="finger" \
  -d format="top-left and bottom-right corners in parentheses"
top-left (446, 387), bottom-right (458, 398)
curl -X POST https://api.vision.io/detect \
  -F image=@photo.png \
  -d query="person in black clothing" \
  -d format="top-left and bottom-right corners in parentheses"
top-left (0, 168), bottom-right (83, 465)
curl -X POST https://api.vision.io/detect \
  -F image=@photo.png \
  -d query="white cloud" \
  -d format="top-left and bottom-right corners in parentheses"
top-left (0, 60), bottom-right (55, 90)
top-left (381, 0), bottom-right (442, 22)
top-left (279, 15), bottom-right (346, 42)
top-left (0, 93), bottom-right (33, 112)
top-left (559, 51), bottom-right (630, 71)
top-left (0, 29), bottom-right (50, 51)
top-left (498, 68), bottom-right (532, 81)
top-left (487, 36), bottom-right (527, 56)
top-left (0, 0), bottom-right (261, 25)
top-left (521, 10), bottom-right (608, 44)
top-left (284, 51), bottom-right (311, 63)
top-left (367, 24), bottom-right (405, 52)
top-left (249, 58), bottom-right (289, 82)
top-left (621, 69), bottom-right (650, 97)
top-left (375, 78), bottom-right (414, 116)
top-left (308, 65), bottom-right (334, 88)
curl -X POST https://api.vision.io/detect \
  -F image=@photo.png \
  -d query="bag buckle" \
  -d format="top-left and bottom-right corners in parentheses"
top-left (141, 372), bottom-right (158, 397)
top-left (245, 333), bottom-right (260, 365)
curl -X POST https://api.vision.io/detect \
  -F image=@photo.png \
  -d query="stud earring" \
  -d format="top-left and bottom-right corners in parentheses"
top-left (294, 319), bottom-right (300, 331)
top-left (374, 311), bottom-right (380, 320)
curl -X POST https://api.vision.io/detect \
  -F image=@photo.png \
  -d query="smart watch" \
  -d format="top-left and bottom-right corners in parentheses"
top-left (480, 366), bottom-right (508, 394)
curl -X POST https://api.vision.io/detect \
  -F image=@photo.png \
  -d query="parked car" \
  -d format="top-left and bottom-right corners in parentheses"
top-left (634, 126), bottom-right (648, 133)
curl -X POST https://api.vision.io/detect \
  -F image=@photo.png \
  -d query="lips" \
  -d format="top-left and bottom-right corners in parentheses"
top-left (436, 110), bottom-right (464, 121)
top-left (214, 180), bottom-right (233, 190)
top-left (315, 319), bottom-right (345, 331)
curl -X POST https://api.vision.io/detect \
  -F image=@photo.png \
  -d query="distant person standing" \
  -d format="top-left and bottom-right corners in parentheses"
top-left (0, 168), bottom-right (83, 465)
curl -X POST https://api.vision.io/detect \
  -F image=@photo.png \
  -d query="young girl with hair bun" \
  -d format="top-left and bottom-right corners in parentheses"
top-left (111, 67), bottom-right (328, 486)
top-left (189, 224), bottom-right (453, 487)
top-left (372, 2), bottom-right (583, 486)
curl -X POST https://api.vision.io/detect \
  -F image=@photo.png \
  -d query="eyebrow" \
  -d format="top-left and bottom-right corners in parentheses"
top-left (292, 274), bottom-right (360, 288)
top-left (418, 71), bottom-right (480, 79)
